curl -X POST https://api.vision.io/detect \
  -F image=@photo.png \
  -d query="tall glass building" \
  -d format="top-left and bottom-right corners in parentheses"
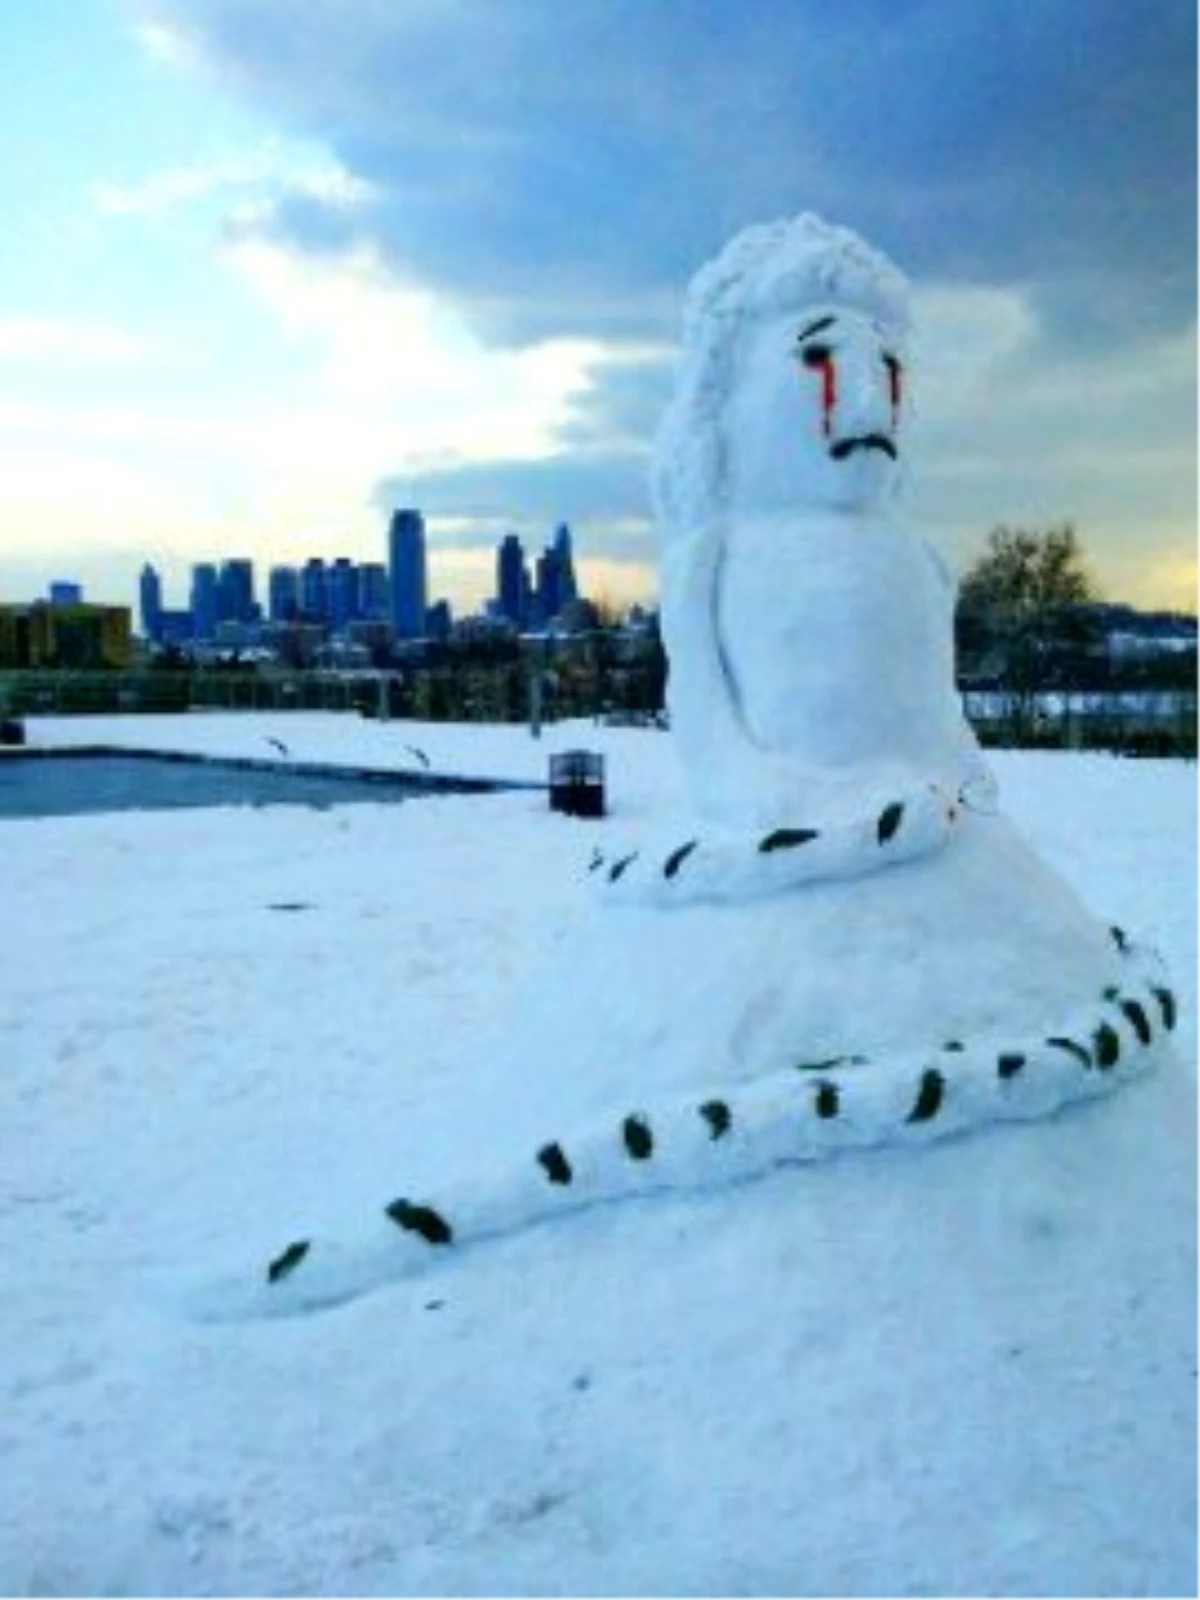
top-left (496, 533), bottom-right (528, 627)
top-left (217, 558), bottom-right (257, 624)
top-left (139, 563), bottom-right (163, 641)
top-left (328, 557), bottom-right (359, 630)
top-left (268, 565), bottom-right (300, 623)
top-left (358, 562), bottom-right (390, 621)
top-left (190, 564), bottom-right (219, 641)
top-left (552, 523), bottom-right (578, 608)
top-left (389, 509), bottom-right (428, 639)
top-left (300, 558), bottom-right (328, 622)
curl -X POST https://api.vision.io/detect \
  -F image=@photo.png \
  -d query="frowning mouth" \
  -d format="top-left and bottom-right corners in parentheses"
top-left (830, 434), bottom-right (897, 461)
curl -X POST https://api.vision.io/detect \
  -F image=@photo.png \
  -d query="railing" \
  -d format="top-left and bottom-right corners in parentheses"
top-left (963, 689), bottom-right (1196, 758)
top-left (0, 671), bottom-right (382, 717)
top-left (3, 671), bottom-right (1193, 758)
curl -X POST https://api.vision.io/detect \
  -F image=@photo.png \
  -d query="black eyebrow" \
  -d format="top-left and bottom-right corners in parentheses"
top-left (796, 315), bottom-right (836, 344)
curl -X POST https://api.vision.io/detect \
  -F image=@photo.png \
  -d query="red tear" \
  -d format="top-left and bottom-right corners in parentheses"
top-left (820, 358), bottom-right (836, 437)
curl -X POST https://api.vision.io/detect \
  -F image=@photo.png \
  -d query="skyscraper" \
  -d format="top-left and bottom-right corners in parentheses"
top-left (532, 523), bottom-right (579, 625)
top-left (268, 565), bottom-right (300, 623)
top-left (496, 533), bottom-right (528, 627)
top-left (217, 558), bottom-right (257, 625)
top-left (389, 508), bottom-right (428, 640)
top-left (328, 558), bottom-right (359, 631)
top-left (139, 564), bottom-right (163, 641)
top-left (552, 523), bottom-right (578, 608)
top-left (300, 558), bottom-right (328, 621)
top-left (358, 562), bottom-right (389, 621)
top-left (190, 564), bottom-right (219, 640)
top-left (425, 598), bottom-right (453, 642)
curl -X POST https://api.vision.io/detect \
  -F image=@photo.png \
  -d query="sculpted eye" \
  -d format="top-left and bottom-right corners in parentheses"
top-left (800, 343), bottom-right (831, 368)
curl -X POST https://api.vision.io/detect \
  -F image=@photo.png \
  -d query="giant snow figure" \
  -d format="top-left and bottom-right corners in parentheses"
top-left (203, 214), bottom-right (1178, 1319)
top-left (656, 212), bottom-right (992, 827)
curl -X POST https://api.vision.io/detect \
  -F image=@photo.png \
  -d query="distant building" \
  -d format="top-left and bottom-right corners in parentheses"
top-left (0, 602), bottom-right (132, 669)
top-left (156, 609), bottom-right (194, 647)
top-left (531, 523), bottom-right (579, 626)
top-left (300, 558), bottom-right (328, 622)
top-left (217, 558), bottom-right (257, 625)
top-left (269, 619), bottom-right (327, 669)
top-left (139, 564), bottom-right (163, 641)
top-left (190, 564), bottom-right (219, 641)
top-left (268, 565), bottom-right (300, 624)
top-left (533, 551), bottom-right (555, 626)
top-left (552, 523), bottom-right (578, 608)
top-left (346, 618), bottom-right (393, 658)
top-left (358, 562), bottom-right (389, 622)
top-left (496, 533), bottom-right (529, 627)
top-left (328, 557), bottom-right (359, 631)
top-left (554, 596), bottom-right (601, 635)
top-left (389, 508), bottom-right (428, 639)
top-left (49, 581), bottom-right (83, 607)
top-left (213, 618), bottom-right (264, 651)
top-left (425, 598), bottom-right (453, 642)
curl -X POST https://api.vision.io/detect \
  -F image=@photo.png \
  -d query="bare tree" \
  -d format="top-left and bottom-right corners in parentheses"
top-left (957, 523), bottom-right (1099, 739)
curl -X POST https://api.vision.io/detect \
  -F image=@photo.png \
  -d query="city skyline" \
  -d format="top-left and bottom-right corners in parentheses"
top-left (125, 514), bottom-right (599, 645)
top-left (21, 506), bottom-right (606, 623)
top-left (0, 2), bottom-right (1194, 615)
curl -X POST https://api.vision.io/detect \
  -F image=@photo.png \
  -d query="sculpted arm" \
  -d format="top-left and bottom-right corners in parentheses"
top-left (660, 531), bottom-right (804, 826)
top-left (921, 537), bottom-right (999, 808)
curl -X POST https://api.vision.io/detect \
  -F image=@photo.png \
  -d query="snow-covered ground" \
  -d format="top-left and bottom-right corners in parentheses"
top-left (2, 712), bottom-right (1195, 1596)
top-left (23, 708), bottom-right (681, 804)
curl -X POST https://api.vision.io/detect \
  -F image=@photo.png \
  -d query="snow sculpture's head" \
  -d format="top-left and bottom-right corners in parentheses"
top-left (654, 213), bottom-right (912, 534)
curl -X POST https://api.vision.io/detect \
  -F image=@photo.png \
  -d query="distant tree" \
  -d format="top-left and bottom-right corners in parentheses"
top-left (957, 522), bottom-right (1100, 738)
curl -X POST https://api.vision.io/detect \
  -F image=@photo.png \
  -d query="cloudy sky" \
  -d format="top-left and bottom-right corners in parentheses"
top-left (0, 0), bottom-right (1194, 616)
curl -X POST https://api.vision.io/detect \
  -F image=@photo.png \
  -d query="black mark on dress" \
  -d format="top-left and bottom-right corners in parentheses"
top-left (267, 1240), bottom-right (310, 1283)
top-left (385, 1199), bottom-right (454, 1246)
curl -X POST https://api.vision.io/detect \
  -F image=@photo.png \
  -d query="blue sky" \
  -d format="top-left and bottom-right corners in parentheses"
top-left (0, 0), bottom-right (1194, 615)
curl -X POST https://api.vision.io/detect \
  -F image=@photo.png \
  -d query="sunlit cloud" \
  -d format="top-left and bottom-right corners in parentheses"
top-left (0, 230), bottom-right (658, 611)
top-left (219, 233), bottom-right (617, 464)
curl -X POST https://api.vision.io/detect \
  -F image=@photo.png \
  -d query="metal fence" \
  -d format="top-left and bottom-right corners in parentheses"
top-left (3, 670), bottom-right (1194, 759)
top-left (963, 689), bottom-right (1196, 758)
top-left (0, 670), bottom-right (385, 718)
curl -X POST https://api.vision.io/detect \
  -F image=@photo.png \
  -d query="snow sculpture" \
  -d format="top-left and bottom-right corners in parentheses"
top-left (200, 215), bottom-right (1176, 1320)
top-left (655, 212), bottom-right (992, 830)
top-left (569, 218), bottom-right (1172, 1106)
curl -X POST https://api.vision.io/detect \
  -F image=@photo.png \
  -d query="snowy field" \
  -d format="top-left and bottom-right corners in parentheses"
top-left (2, 712), bottom-right (1195, 1596)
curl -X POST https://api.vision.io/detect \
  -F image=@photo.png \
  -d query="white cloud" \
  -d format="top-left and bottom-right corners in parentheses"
top-left (220, 235), bottom-right (614, 468)
top-left (0, 316), bottom-right (165, 367)
top-left (909, 283), bottom-right (1039, 424)
top-left (92, 142), bottom-right (374, 221)
top-left (131, 16), bottom-right (206, 73)
top-left (0, 237), bottom-right (641, 610)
